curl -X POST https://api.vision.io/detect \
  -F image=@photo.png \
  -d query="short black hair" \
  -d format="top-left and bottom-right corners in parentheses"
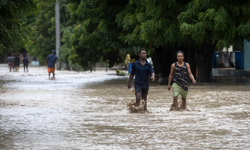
top-left (139, 48), bottom-right (146, 54)
top-left (24, 54), bottom-right (27, 57)
top-left (176, 50), bottom-right (184, 57)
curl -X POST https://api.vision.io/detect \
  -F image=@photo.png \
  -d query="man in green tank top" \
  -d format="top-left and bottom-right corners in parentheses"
top-left (168, 50), bottom-right (196, 110)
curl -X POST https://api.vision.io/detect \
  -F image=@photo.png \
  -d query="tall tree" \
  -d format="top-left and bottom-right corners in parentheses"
top-left (67, 0), bottom-right (131, 69)
top-left (0, 0), bottom-right (36, 54)
top-left (116, 0), bottom-right (195, 78)
top-left (27, 0), bottom-right (74, 64)
top-left (178, 0), bottom-right (250, 82)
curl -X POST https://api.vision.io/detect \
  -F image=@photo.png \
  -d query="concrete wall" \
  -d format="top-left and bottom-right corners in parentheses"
top-left (244, 40), bottom-right (250, 71)
top-left (212, 68), bottom-right (250, 77)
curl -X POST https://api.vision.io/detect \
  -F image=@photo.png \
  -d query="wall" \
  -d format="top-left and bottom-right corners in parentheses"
top-left (244, 40), bottom-right (250, 71)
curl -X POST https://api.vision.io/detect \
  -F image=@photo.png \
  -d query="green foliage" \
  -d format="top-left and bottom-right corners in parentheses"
top-left (116, 0), bottom-right (190, 49)
top-left (178, 0), bottom-right (250, 48)
top-left (27, 0), bottom-right (74, 64)
top-left (0, 0), bottom-right (37, 54)
top-left (26, 2), bottom-right (55, 64)
top-left (67, 0), bottom-right (130, 68)
top-left (61, 26), bottom-right (73, 68)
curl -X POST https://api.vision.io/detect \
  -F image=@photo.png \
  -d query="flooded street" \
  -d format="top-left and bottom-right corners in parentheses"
top-left (1, 66), bottom-right (250, 149)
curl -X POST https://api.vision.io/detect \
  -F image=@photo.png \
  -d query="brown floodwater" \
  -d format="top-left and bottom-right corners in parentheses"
top-left (0, 66), bottom-right (250, 149)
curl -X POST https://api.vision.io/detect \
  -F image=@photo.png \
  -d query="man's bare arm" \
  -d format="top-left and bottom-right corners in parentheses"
top-left (151, 73), bottom-right (155, 82)
top-left (168, 64), bottom-right (175, 91)
top-left (127, 74), bottom-right (134, 89)
top-left (187, 63), bottom-right (196, 84)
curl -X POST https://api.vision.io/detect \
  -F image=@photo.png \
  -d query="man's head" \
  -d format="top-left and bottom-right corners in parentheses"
top-left (176, 50), bottom-right (184, 61)
top-left (52, 50), bottom-right (56, 54)
top-left (139, 48), bottom-right (147, 60)
top-left (24, 54), bottom-right (27, 57)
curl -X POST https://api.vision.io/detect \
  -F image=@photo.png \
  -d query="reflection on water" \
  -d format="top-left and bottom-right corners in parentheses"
top-left (0, 67), bottom-right (250, 149)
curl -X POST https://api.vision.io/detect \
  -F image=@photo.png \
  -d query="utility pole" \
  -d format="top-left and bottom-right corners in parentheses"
top-left (55, 0), bottom-right (61, 70)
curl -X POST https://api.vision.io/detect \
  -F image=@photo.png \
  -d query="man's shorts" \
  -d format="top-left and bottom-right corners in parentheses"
top-left (48, 67), bottom-right (55, 73)
top-left (172, 83), bottom-right (188, 98)
top-left (135, 87), bottom-right (148, 95)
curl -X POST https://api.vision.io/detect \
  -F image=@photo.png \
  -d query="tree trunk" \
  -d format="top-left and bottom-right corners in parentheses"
top-left (195, 43), bottom-right (216, 82)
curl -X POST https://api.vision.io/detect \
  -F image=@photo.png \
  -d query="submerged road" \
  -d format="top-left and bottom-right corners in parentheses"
top-left (0, 66), bottom-right (250, 149)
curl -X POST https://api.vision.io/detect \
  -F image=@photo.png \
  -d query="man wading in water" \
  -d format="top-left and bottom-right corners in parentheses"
top-left (127, 48), bottom-right (155, 110)
top-left (168, 51), bottom-right (196, 110)
top-left (45, 50), bottom-right (59, 79)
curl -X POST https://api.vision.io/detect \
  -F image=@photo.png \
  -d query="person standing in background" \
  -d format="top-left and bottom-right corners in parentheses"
top-left (12, 54), bottom-right (16, 71)
top-left (22, 54), bottom-right (29, 72)
top-left (7, 54), bottom-right (14, 72)
top-left (14, 54), bottom-right (20, 72)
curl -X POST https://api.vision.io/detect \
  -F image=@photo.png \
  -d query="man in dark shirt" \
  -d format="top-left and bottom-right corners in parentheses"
top-left (45, 50), bottom-right (59, 79)
top-left (14, 54), bottom-right (20, 72)
top-left (127, 48), bottom-right (155, 110)
top-left (22, 54), bottom-right (29, 72)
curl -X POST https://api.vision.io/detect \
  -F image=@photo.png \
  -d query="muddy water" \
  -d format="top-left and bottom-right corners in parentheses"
top-left (0, 67), bottom-right (250, 149)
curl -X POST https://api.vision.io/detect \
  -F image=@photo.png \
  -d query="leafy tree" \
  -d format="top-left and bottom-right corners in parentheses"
top-left (27, 0), bottom-right (74, 64)
top-left (67, 0), bottom-right (250, 82)
top-left (116, 0), bottom-right (197, 78)
top-left (67, 0), bottom-right (130, 69)
top-left (0, 0), bottom-right (36, 54)
top-left (116, 0), bottom-right (189, 48)
top-left (178, 0), bottom-right (250, 82)
top-left (61, 26), bottom-right (74, 69)
top-left (27, 2), bottom-right (55, 64)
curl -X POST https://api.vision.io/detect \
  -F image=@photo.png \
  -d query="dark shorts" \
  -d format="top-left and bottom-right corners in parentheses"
top-left (135, 87), bottom-right (148, 95)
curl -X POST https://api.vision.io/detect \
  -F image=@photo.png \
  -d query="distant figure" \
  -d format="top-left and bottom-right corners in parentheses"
top-left (45, 50), bottom-right (59, 79)
top-left (228, 59), bottom-right (235, 68)
top-left (168, 50), bottom-right (196, 110)
top-left (14, 54), bottom-right (20, 72)
top-left (12, 54), bottom-right (16, 71)
top-left (22, 54), bottom-right (29, 72)
top-left (7, 54), bottom-right (14, 72)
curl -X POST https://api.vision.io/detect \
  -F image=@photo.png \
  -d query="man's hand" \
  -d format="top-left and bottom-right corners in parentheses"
top-left (127, 83), bottom-right (131, 89)
top-left (151, 76), bottom-right (155, 82)
top-left (44, 63), bottom-right (47, 66)
top-left (192, 79), bottom-right (196, 84)
top-left (168, 85), bottom-right (171, 91)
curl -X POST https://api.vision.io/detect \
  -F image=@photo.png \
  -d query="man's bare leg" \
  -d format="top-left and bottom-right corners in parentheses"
top-left (135, 93), bottom-right (141, 107)
top-left (181, 98), bottom-right (186, 109)
top-left (53, 72), bottom-right (55, 78)
top-left (9, 65), bottom-right (11, 71)
top-left (173, 96), bottom-right (178, 107)
top-left (48, 73), bottom-right (50, 79)
top-left (142, 95), bottom-right (147, 110)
